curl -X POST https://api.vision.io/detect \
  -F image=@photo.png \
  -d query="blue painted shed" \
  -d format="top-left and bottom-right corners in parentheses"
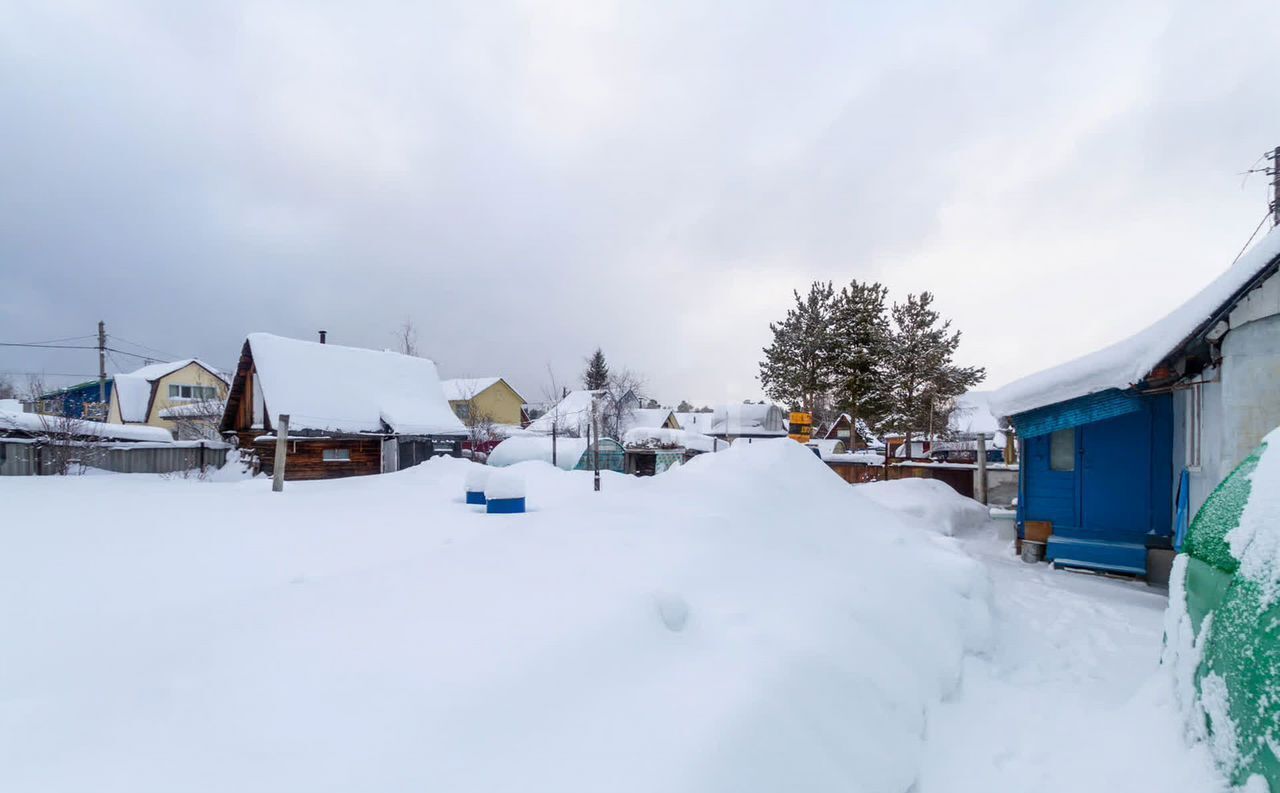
top-left (35, 379), bottom-right (113, 420)
top-left (1014, 389), bottom-right (1173, 575)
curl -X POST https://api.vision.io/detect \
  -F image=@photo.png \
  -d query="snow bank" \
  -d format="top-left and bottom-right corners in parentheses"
top-left (854, 477), bottom-right (992, 536)
top-left (990, 226), bottom-right (1280, 417)
top-left (0, 439), bottom-right (991, 793)
top-left (464, 466), bottom-right (490, 493)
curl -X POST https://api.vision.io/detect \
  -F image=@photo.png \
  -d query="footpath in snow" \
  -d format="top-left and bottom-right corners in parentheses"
top-left (916, 522), bottom-right (1225, 793)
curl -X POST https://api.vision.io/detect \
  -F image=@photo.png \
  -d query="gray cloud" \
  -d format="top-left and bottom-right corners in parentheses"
top-left (3, 0), bottom-right (1279, 405)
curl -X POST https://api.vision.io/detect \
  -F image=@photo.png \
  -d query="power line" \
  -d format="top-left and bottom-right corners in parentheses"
top-left (0, 342), bottom-right (99, 350)
top-left (9, 334), bottom-right (97, 346)
top-left (107, 334), bottom-right (185, 361)
top-left (1231, 211), bottom-right (1272, 267)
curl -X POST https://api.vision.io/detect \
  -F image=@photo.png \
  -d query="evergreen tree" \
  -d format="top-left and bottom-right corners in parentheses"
top-left (830, 279), bottom-right (891, 432)
top-left (583, 348), bottom-right (610, 390)
top-left (676, 400), bottom-right (694, 413)
top-left (758, 282), bottom-right (837, 412)
top-left (880, 292), bottom-right (985, 454)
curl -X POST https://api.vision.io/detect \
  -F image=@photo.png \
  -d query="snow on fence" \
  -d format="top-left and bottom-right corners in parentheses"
top-left (0, 440), bottom-right (231, 476)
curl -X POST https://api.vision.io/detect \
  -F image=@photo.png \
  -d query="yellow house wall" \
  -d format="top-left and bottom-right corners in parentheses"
top-left (146, 364), bottom-right (229, 430)
top-left (106, 363), bottom-right (228, 432)
top-left (450, 380), bottom-right (524, 426)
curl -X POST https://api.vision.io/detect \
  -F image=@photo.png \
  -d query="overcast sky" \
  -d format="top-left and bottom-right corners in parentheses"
top-left (3, 0), bottom-right (1279, 406)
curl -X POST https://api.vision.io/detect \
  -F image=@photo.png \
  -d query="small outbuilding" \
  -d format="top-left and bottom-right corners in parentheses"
top-left (991, 227), bottom-right (1280, 577)
top-left (220, 333), bottom-right (467, 480)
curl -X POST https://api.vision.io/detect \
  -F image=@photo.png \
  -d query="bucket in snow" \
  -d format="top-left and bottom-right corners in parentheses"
top-left (485, 470), bottom-right (526, 514)
top-left (465, 467), bottom-right (490, 505)
top-left (1021, 540), bottom-right (1046, 564)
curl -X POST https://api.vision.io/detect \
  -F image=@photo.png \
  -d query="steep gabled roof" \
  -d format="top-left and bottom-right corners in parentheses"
top-left (990, 227), bottom-right (1280, 417)
top-left (440, 377), bottom-right (526, 404)
top-left (114, 359), bottom-right (227, 423)
top-left (224, 333), bottom-right (466, 436)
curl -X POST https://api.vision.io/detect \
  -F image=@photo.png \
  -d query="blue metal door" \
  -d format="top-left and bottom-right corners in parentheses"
top-left (1080, 410), bottom-right (1151, 540)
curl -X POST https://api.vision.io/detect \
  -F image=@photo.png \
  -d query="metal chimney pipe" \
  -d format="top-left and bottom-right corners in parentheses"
top-left (318, 330), bottom-right (327, 344)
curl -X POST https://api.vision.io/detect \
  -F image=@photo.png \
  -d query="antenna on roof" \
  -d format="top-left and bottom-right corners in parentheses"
top-left (318, 330), bottom-right (327, 344)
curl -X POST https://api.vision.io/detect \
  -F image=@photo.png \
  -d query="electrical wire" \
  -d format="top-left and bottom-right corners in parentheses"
top-left (107, 334), bottom-right (185, 362)
top-left (1231, 211), bottom-right (1273, 267)
top-left (0, 343), bottom-right (99, 350)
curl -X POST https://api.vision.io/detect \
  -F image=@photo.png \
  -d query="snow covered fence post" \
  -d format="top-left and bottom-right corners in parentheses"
top-left (465, 467), bottom-right (490, 505)
top-left (485, 470), bottom-right (526, 514)
top-left (272, 414), bottom-right (289, 493)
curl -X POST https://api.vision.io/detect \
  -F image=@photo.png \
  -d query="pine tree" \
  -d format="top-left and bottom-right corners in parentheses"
top-left (880, 292), bottom-right (985, 456)
top-left (583, 348), bottom-right (610, 390)
top-left (676, 400), bottom-right (694, 413)
top-left (830, 279), bottom-right (891, 434)
top-left (758, 282), bottom-right (837, 412)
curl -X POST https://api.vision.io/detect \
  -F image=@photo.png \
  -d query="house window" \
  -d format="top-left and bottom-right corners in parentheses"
top-left (1049, 428), bottom-right (1075, 472)
top-left (322, 448), bottom-right (351, 462)
top-left (168, 384), bottom-right (218, 401)
top-left (1186, 383), bottom-right (1203, 470)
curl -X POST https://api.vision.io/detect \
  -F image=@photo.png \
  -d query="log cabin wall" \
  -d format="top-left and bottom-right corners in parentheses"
top-left (246, 436), bottom-right (383, 480)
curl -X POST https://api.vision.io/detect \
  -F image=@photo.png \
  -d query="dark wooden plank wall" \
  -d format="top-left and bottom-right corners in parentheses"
top-left (245, 435), bottom-right (382, 480)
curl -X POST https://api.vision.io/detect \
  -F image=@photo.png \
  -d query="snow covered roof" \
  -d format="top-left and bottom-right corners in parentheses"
top-left (623, 408), bottom-right (678, 433)
top-left (674, 412), bottom-right (714, 434)
top-left (990, 227), bottom-right (1280, 417)
top-left (243, 333), bottom-right (467, 436)
top-left (622, 427), bottom-right (725, 453)
top-left (440, 377), bottom-right (507, 402)
top-left (113, 359), bottom-right (227, 423)
top-left (524, 390), bottom-right (602, 435)
top-left (0, 408), bottom-right (174, 443)
top-left (158, 401), bottom-right (227, 419)
top-left (488, 436), bottom-right (589, 470)
top-left (709, 404), bottom-right (788, 437)
top-left (806, 439), bottom-right (847, 459)
top-left (947, 392), bottom-right (1000, 437)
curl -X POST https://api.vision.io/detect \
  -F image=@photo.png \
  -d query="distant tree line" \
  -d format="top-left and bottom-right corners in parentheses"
top-left (759, 280), bottom-right (984, 445)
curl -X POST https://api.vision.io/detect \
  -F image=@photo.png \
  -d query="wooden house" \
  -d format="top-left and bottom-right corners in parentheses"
top-left (219, 333), bottom-right (467, 480)
top-left (440, 377), bottom-right (527, 427)
top-left (991, 227), bottom-right (1280, 578)
top-left (107, 359), bottom-right (229, 437)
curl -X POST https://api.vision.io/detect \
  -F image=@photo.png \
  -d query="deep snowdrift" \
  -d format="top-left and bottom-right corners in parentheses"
top-left (855, 477), bottom-right (993, 536)
top-left (0, 440), bottom-right (991, 793)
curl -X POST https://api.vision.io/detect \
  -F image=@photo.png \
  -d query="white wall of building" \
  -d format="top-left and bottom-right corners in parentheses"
top-left (1173, 272), bottom-right (1280, 517)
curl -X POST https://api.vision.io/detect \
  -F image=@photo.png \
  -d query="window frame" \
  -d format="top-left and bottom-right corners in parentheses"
top-left (1049, 428), bottom-right (1076, 472)
top-left (322, 448), bottom-right (352, 463)
top-left (1185, 383), bottom-right (1203, 471)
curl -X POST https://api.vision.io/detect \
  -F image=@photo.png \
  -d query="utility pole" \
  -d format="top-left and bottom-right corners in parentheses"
top-left (272, 414), bottom-right (290, 492)
top-left (1271, 146), bottom-right (1280, 228)
top-left (97, 320), bottom-right (106, 407)
top-left (591, 395), bottom-right (600, 491)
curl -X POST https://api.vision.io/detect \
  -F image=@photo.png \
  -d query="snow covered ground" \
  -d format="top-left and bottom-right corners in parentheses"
top-left (0, 441), bottom-right (1226, 792)
top-left (915, 525), bottom-right (1226, 793)
top-left (1, 441), bottom-right (989, 793)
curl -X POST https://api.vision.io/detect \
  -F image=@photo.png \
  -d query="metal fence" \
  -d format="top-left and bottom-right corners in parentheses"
top-left (0, 440), bottom-right (232, 476)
